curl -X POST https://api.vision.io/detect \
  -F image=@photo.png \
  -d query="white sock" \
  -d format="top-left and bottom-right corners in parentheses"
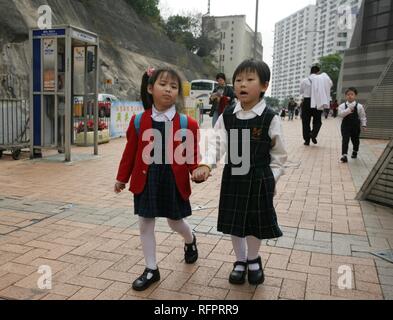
top-left (167, 219), bottom-right (194, 244)
top-left (139, 217), bottom-right (157, 278)
top-left (247, 236), bottom-right (262, 271)
top-left (231, 236), bottom-right (247, 271)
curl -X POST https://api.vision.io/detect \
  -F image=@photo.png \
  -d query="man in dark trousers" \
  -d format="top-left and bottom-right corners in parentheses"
top-left (287, 98), bottom-right (297, 121)
top-left (300, 66), bottom-right (321, 145)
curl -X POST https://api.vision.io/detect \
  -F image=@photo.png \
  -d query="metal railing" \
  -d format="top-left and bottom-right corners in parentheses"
top-left (0, 99), bottom-right (30, 159)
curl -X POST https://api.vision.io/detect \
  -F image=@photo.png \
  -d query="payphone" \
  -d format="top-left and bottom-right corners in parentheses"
top-left (30, 25), bottom-right (99, 161)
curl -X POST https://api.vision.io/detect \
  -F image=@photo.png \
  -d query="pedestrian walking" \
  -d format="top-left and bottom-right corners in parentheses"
top-left (300, 65), bottom-right (333, 145)
top-left (210, 73), bottom-right (235, 128)
top-left (115, 68), bottom-right (200, 291)
top-left (338, 87), bottom-right (367, 163)
top-left (331, 99), bottom-right (339, 118)
top-left (295, 107), bottom-right (300, 120)
top-left (287, 98), bottom-right (297, 121)
top-left (192, 59), bottom-right (287, 286)
top-left (324, 104), bottom-right (330, 119)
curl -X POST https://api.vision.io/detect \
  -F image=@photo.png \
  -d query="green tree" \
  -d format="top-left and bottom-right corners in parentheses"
top-left (125, 0), bottom-right (161, 22)
top-left (319, 53), bottom-right (343, 99)
top-left (163, 13), bottom-right (218, 58)
top-left (265, 96), bottom-right (280, 108)
top-left (165, 15), bottom-right (197, 51)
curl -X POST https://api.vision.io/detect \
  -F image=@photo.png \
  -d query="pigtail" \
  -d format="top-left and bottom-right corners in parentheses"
top-left (140, 72), bottom-right (152, 110)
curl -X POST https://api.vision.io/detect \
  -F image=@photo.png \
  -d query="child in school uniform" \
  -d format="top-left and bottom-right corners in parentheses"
top-left (338, 87), bottom-right (367, 163)
top-left (192, 59), bottom-right (287, 286)
top-left (115, 68), bottom-right (200, 291)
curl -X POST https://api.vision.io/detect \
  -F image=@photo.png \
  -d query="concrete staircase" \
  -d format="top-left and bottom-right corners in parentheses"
top-left (358, 139), bottom-right (393, 207)
top-left (361, 56), bottom-right (393, 140)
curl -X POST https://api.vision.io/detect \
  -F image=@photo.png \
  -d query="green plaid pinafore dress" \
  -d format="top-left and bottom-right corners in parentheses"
top-left (217, 106), bottom-right (283, 240)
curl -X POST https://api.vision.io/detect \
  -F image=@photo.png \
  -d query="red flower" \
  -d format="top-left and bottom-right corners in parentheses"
top-left (76, 120), bottom-right (108, 134)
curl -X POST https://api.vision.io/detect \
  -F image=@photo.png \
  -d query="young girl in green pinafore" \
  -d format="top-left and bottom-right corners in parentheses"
top-left (193, 59), bottom-right (287, 286)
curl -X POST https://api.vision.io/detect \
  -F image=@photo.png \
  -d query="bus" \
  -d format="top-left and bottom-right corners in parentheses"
top-left (190, 79), bottom-right (218, 114)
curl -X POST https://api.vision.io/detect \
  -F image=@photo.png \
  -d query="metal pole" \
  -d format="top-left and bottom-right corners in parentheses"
top-left (29, 29), bottom-right (34, 159)
top-left (254, 0), bottom-right (259, 59)
top-left (65, 27), bottom-right (72, 162)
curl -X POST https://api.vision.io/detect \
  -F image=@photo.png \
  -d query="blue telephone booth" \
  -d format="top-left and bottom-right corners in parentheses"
top-left (30, 25), bottom-right (99, 161)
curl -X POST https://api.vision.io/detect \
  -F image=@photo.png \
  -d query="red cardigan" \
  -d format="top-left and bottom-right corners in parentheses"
top-left (116, 109), bottom-right (200, 201)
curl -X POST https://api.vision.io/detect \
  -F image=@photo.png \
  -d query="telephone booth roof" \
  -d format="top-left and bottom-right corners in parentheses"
top-left (31, 25), bottom-right (98, 45)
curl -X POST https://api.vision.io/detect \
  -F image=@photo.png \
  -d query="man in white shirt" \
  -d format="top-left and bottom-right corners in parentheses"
top-left (300, 66), bottom-right (318, 145)
top-left (300, 66), bottom-right (333, 145)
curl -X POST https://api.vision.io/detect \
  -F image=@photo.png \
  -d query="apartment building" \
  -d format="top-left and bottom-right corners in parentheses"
top-left (203, 15), bottom-right (263, 79)
top-left (272, 0), bottom-right (363, 101)
top-left (271, 6), bottom-right (316, 101)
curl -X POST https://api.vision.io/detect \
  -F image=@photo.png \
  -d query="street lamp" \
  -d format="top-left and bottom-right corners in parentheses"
top-left (254, 0), bottom-right (259, 59)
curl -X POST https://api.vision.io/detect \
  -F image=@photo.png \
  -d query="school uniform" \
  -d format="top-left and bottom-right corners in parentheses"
top-left (116, 106), bottom-right (200, 219)
top-left (338, 101), bottom-right (367, 156)
top-left (201, 100), bottom-right (287, 240)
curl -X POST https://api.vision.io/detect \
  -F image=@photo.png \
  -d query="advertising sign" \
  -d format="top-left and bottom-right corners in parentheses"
top-left (73, 47), bottom-right (85, 95)
top-left (110, 101), bottom-right (144, 138)
top-left (43, 38), bottom-right (56, 91)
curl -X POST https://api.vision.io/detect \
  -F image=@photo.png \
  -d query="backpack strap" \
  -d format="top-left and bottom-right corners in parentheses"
top-left (179, 113), bottom-right (188, 142)
top-left (134, 112), bottom-right (144, 135)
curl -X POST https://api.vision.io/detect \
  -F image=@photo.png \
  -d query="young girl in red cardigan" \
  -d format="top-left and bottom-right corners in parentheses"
top-left (115, 68), bottom-right (200, 292)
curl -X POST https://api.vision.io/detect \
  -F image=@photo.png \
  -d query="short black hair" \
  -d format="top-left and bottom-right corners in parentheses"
top-left (345, 87), bottom-right (358, 95)
top-left (216, 73), bottom-right (226, 81)
top-left (233, 59), bottom-right (271, 84)
top-left (232, 59), bottom-right (270, 98)
top-left (311, 65), bottom-right (320, 74)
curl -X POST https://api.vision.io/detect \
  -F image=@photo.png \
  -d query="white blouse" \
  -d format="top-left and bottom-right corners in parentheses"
top-left (201, 99), bottom-right (288, 182)
top-left (338, 101), bottom-right (367, 127)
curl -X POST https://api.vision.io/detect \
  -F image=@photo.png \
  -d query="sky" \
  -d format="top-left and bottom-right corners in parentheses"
top-left (159, 0), bottom-right (315, 71)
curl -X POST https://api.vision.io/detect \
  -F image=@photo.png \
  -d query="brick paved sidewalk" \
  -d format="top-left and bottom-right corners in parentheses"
top-left (0, 116), bottom-right (392, 300)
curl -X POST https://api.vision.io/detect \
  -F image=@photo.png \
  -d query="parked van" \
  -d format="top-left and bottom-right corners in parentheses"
top-left (190, 80), bottom-right (218, 114)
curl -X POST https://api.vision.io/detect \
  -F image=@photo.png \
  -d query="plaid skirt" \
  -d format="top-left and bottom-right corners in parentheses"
top-left (134, 164), bottom-right (192, 220)
top-left (217, 165), bottom-right (283, 240)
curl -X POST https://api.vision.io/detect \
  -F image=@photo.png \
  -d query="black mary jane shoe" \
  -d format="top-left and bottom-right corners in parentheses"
top-left (229, 261), bottom-right (247, 285)
top-left (247, 257), bottom-right (265, 286)
top-left (132, 268), bottom-right (160, 291)
top-left (184, 234), bottom-right (198, 264)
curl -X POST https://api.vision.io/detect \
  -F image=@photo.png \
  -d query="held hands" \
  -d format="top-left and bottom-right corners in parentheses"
top-left (192, 166), bottom-right (211, 184)
top-left (114, 182), bottom-right (126, 194)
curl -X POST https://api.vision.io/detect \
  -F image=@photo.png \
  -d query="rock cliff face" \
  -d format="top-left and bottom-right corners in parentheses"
top-left (0, 0), bottom-right (213, 99)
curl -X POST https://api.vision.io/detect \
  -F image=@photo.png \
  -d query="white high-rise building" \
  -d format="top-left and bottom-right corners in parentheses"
top-left (312, 0), bottom-right (363, 62)
top-left (271, 6), bottom-right (316, 102)
top-left (203, 15), bottom-right (263, 79)
top-left (272, 0), bottom-right (363, 101)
